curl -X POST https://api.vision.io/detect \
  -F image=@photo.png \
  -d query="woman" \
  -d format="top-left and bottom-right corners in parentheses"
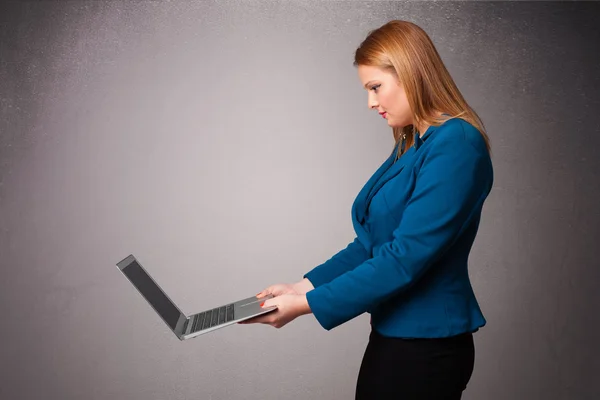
top-left (239, 20), bottom-right (493, 399)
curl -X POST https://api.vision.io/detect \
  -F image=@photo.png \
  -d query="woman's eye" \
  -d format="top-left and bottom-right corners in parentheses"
top-left (370, 84), bottom-right (381, 92)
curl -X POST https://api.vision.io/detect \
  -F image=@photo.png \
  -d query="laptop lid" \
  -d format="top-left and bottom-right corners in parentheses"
top-left (116, 255), bottom-right (187, 335)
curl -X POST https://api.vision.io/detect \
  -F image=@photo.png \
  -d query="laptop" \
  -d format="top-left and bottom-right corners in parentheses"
top-left (115, 254), bottom-right (278, 340)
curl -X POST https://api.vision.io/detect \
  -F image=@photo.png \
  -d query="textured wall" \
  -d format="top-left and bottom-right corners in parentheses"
top-left (1, 1), bottom-right (599, 399)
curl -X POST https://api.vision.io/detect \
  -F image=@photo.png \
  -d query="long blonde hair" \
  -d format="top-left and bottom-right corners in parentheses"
top-left (353, 20), bottom-right (491, 159)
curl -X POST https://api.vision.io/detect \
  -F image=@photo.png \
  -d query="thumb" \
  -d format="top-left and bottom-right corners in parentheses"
top-left (261, 298), bottom-right (280, 309)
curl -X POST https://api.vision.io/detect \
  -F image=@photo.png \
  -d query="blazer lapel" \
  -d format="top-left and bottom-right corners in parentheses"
top-left (364, 152), bottom-right (410, 208)
top-left (352, 144), bottom-right (398, 229)
top-left (350, 119), bottom-right (447, 248)
top-left (363, 123), bottom-right (441, 214)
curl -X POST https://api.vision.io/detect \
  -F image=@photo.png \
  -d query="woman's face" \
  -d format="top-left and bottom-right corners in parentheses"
top-left (357, 65), bottom-right (412, 129)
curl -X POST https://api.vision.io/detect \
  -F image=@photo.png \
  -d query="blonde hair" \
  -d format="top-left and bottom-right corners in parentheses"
top-left (353, 20), bottom-right (491, 159)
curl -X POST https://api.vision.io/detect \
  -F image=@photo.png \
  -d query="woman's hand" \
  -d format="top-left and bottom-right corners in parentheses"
top-left (237, 294), bottom-right (312, 328)
top-left (255, 278), bottom-right (315, 299)
top-left (239, 278), bottom-right (314, 328)
top-left (255, 283), bottom-right (299, 298)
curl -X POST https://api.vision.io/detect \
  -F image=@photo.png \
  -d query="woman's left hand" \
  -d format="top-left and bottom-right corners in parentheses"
top-left (238, 294), bottom-right (312, 329)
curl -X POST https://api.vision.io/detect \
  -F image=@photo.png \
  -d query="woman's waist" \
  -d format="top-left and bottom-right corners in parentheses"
top-left (368, 286), bottom-right (484, 337)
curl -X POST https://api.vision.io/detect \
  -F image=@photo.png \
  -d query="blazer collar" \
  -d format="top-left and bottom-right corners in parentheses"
top-left (414, 123), bottom-right (436, 150)
top-left (415, 113), bottom-right (452, 148)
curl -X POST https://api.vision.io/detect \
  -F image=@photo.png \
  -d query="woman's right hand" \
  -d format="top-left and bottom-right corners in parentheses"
top-left (256, 278), bottom-right (314, 298)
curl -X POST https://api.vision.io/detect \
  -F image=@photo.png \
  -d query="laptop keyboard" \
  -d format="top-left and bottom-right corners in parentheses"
top-left (189, 304), bottom-right (235, 333)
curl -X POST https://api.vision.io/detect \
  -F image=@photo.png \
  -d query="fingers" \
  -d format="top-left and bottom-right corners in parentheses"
top-left (238, 300), bottom-right (277, 325)
top-left (238, 314), bottom-right (270, 325)
top-left (238, 314), bottom-right (263, 324)
top-left (256, 286), bottom-right (275, 298)
top-left (256, 287), bottom-right (270, 298)
top-left (256, 283), bottom-right (295, 299)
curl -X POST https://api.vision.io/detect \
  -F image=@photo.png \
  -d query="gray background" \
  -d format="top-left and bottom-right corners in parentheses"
top-left (1, 1), bottom-right (599, 399)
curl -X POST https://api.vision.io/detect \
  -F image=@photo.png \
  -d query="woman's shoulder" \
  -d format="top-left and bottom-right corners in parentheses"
top-left (429, 117), bottom-right (488, 154)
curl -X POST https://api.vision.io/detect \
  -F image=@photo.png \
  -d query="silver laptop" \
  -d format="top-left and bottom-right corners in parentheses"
top-left (115, 254), bottom-right (277, 340)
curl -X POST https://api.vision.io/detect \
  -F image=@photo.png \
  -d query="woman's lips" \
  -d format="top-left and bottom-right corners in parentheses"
top-left (381, 112), bottom-right (387, 118)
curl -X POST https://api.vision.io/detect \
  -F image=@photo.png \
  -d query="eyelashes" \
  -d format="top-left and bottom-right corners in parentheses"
top-left (370, 84), bottom-right (381, 92)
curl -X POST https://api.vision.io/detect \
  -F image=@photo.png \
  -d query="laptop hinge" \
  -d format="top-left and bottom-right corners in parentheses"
top-left (174, 314), bottom-right (189, 335)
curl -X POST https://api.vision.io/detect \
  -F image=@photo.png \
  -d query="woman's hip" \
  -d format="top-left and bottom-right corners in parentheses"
top-left (355, 328), bottom-right (475, 400)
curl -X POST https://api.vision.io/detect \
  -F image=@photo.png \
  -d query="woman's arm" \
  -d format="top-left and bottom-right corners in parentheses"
top-left (302, 237), bottom-right (370, 289)
top-left (306, 126), bottom-right (494, 331)
top-left (293, 277), bottom-right (315, 294)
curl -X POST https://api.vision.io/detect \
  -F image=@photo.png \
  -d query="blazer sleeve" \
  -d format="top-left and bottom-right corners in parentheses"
top-left (305, 130), bottom-right (493, 330)
top-left (303, 237), bottom-right (370, 288)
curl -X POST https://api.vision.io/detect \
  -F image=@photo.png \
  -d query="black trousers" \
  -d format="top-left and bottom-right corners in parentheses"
top-left (355, 328), bottom-right (475, 400)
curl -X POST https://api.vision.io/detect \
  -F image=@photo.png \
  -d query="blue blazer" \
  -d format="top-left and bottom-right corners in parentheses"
top-left (304, 117), bottom-right (493, 338)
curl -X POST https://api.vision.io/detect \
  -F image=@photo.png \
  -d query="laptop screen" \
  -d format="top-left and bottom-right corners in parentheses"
top-left (121, 259), bottom-right (181, 330)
